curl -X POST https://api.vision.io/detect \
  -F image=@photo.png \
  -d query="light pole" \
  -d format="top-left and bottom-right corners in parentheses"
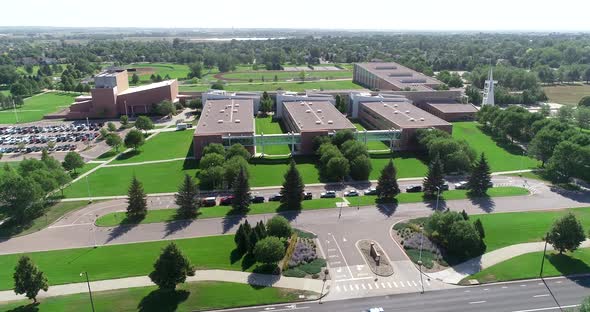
top-left (435, 186), bottom-right (441, 211)
top-left (417, 233), bottom-right (425, 294)
top-left (12, 100), bottom-right (19, 124)
top-left (85, 175), bottom-right (92, 203)
top-left (540, 232), bottom-right (563, 312)
top-left (319, 269), bottom-right (329, 304)
top-left (80, 271), bottom-right (96, 312)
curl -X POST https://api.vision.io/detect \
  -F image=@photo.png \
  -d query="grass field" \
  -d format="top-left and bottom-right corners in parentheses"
top-left (255, 116), bottom-right (291, 155)
top-left (468, 248), bottom-right (590, 283)
top-left (110, 130), bottom-right (194, 164)
top-left (96, 198), bottom-right (343, 227)
top-left (348, 186), bottom-right (529, 207)
top-left (452, 122), bottom-right (540, 172)
top-left (16, 65), bottom-right (68, 77)
top-left (368, 152), bottom-right (428, 180)
top-left (0, 92), bottom-right (79, 124)
top-left (0, 281), bottom-right (309, 312)
top-left (0, 235), bottom-right (253, 290)
top-left (127, 63), bottom-right (190, 84)
top-left (220, 70), bottom-right (352, 82)
top-left (179, 80), bottom-right (364, 92)
top-left (352, 122), bottom-right (391, 150)
top-left (0, 201), bottom-right (89, 237)
top-left (543, 84), bottom-right (590, 105)
top-left (474, 207), bottom-right (590, 252)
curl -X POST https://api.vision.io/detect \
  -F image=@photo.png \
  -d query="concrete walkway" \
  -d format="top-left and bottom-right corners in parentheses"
top-left (0, 269), bottom-right (325, 303)
top-left (427, 239), bottom-right (590, 284)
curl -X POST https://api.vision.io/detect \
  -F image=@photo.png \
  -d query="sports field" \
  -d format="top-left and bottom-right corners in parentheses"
top-left (0, 92), bottom-right (79, 124)
top-left (452, 122), bottom-right (540, 172)
top-left (543, 84), bottom-right (590, 105)
top-left (0, 281), bottom-right (308, 312)
top-left (127, 63), bottom-right (190, 84)
top-left (179, 80), bottom-right (364, 92)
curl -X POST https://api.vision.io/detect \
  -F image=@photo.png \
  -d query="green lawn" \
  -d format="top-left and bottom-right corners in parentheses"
top-left (255, 116), bottom-right (291, 155)
top-left (369, 152), bottom-right (428, 180)
top-left (502, 170), bottom-right (551, 183)
top-left (220, 70), bottom-right (352, 82)
top-left (127, 63), bottom-right (190, 84)
top-left (543, 84), bottom-right (590, 105)
top-left (110, 130), bottom-right (194, 164)
top-left (179, 80), bottom-right (364, 92)
top-left (352, 122), bottom-right (391, 150)
top-left (452, 122), bottom-right (540, 172)
top-left (96, 198), bottom-right (343, 227)
top-left (0, 201), bottom-right (89, 237)
top-left (348, 186), bottom-right (529, 207)
top-left (0, 92), bottom-right (80, 124)
top-left (474, 207), bottom-right (590, 252)
top-left (0, 235), bottom-right (252, 290)
top-left (468, 248), bottom-right (590, 283)
top-left (0, 281), bottom-right (309, 312)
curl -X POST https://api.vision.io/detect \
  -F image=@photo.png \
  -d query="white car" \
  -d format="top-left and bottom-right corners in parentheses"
top-left (365, 308), bottom-right (384, 312)
top-left (454, 181), bottom-right (469, 190)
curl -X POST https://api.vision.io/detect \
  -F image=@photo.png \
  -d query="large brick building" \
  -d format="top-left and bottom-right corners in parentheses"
top-left (61, 70), bottom-right (178, 119)
top-left (353, 62), bottom-right (443, 91)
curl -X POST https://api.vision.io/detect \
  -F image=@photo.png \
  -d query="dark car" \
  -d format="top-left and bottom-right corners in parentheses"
top-left (250, 195), bottom-right (265, 203)
top-left (220, 196), bottom-right (234, 205)
top-left (320, 191), bottom-right (336, 198)
top-left (406, 185), bottom-right (422, 193)
top-left (303, 192), bottom-right (313, 200)
top-left (268, 194), bottom-right (283, 201)
top-left (440, 183), bottom-right (450, 191)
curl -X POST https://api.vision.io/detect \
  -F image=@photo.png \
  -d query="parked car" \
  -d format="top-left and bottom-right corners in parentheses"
top-left (201, 197), bottom-right (217, 207)
top-left (250, 194), bottom-right (265, 203)
top-left (320, 191), bottom-right (336, 198)
top-left (268, 194), bottom-right (283, 201)
top-left (303, 192), bottom-right (313, 200)
top-left (220, 196), bottom-right (234, 205)
top-left (364, 188), bottom-right (378, 195)
top-left (406, 185), bottom-right (422, 193)
top-left (344, 189), bottom-right (359, 197)
top-left (454, 181), bottom-right (469, 190)
top-left (440, 183), bottom-right (450, 191)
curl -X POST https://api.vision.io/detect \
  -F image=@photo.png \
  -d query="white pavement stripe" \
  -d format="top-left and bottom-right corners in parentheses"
top-left (533, 294), bottom-right (550, 298)
top-left (412, 281), bottom-right (418, 287)
top-left (469, 301), bottom-right (487, 304)
top-left (361, 284), bottom-right (366, 290)
top-left (342, 285), bottom-right (347, 292)
top-left (400, 281), bottom-right (405, 287)
top-left (355, 284), bottom-right (359, 290)
top-left (330, 234), bottom-right (354, 279)
top-left (387, 282), bottom-right (392, 288)
top-left (425, 280), bottom-right (430, 286)
top-left (511, 304), bottom-right (580, 312)
top-left (48, 223), bottom-right (92, 229)
top-left (393, 281), bottom-right (398, 288)
top-left (381, 282), bottom-right (386, 288)
top-left (374, 283), bottom-right (379, 289)
top-left (335, 286), bottom-right (340, 292)
top-left (368, 284), bottom-right (373, 290)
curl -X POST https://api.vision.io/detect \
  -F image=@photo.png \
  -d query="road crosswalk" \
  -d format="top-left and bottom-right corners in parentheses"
top-left (333, 278), bottom-right (430, 293)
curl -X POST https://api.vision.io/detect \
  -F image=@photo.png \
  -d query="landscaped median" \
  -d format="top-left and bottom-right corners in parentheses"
top-left (96, 198), bottom-right (343, 227)
top-left (0, 281), bottom-right (311, 312)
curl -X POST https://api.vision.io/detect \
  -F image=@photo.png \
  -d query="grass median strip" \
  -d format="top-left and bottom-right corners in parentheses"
top-left (0, 235), bottom-right (252, 290)
top-left (466, 248), bottom-right (590, 284)
top-left (0, 281), bottom-right (310, 312)
top-left (96, 198), bottom-right (343, 227)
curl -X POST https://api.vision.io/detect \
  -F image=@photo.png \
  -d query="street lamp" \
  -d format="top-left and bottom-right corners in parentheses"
top-left (540, 232), bottom-right (563, 312)
top-left (435, 186), bottom-right (441, 211)
top-left (80, 271), bottom-right (96, 312)
top-left (319, 269), bottom-right (329, 304)
top-left (85, 175), bottom-right (92, 203)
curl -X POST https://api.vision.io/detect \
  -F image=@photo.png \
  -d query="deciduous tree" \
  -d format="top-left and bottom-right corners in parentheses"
top-left (13, 256), bottom-right (48, 303)
top-left (547, 213), bottom-right (586, 254)
top-left (254, 237), bottom-right (286, 265)
top-left (148, 243), bottom-right (194, 290)
top-left (266, 215), bottom-right (292, 238)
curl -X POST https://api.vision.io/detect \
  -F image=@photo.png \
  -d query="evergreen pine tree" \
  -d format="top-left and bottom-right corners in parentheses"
top-left (461, 210), bottom-right (469, 220)
top-left (375, 159), bottom-right (400, 201)
top-left (280, 160), bottom-right (305, 210)
top-left (13, 256), bottom-right (48, 303)
top-left (468, 153), bottom-right (492, 196)
top-left (231, 167), bottom-right (251, 212)
top-left (242, 220), bottom-right (254, 253)
top-left (423, 155), bottom-right (445, 198)
top-left (254, 220), bottom-right (267, 239)
top-left (175, 174), bottom-right (199, 218)
top-left (148, 243), bottom-right (194, 290)
top-left (127, 175), bottom-right (147, 219)
top-left (474, 219), bottom-right (485, 238)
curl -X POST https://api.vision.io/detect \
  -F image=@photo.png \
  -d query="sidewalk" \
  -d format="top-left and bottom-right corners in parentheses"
top-left (0, 269), bottom-right (326, 303)
top-left (427, 239), bottom-right (590, 284)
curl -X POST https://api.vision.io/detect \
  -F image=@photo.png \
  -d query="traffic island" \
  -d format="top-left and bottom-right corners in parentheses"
top-left (357, 240), bottom-right (394, 277)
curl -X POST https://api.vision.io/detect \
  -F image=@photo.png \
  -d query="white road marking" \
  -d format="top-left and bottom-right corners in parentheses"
top-left (533, 294), bottom-right (550, 298)
top-left (331, 261), bottom-right (341, 265)
top-left (469, 301), bottom-right (487, 304)
top-left (483, 288), bottom-right (489, 291)
top-left (381, 282), bottom-right (386, 288)
top-left (48, 223), bottom-right (93, 229)
top-left (330, 234), bottom-right (354, 279)
top-left (399, 281), bottom-right (405, 287)
top-left (342, 237), bottom-right (347, 242)
top-left (425, 280), bottom-right (430, 286)
top-left (393, 281), bottom-right (398, 288)
top-left (464, 290), bottom-right (471, 293)
top-left (520, 284), bottom-right (527, 287)
top-left (327, 249), bottom-right (336, 252)
top-left (412, 281), bottom-right (418, 287)
top-left (361, 284), bottom-right (366, 290)
top-left (502, 286), bottom-right (508, 289)
top-left (368, 284), bottom-right (373, 290)
top-left (511, 304), bottom-right (580, 312)
top-left (342, 285), bottom-right (347, 292)
top-left (374, 283), bottom-right (379, 289)
top-left (387, 282), bottom-right (392, 288)
top-left (328, 255), bottom-right (338, 258)
top-left (355, 284), bottom-right (360, 290)
top-left (335, 286), bottom-right (341, 292)
top-left (335, 277), bottom-right (373, 282)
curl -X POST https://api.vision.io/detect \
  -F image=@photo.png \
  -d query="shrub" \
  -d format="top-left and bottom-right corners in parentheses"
top-left (283, 268), bottom-right (306, 278)
top-left (288, 238), bottom-right (317, 268)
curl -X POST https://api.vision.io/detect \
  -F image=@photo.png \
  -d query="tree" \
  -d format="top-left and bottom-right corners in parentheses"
top-left (576, 107), bottom-right (590, 130)
top-left (547, 213), bottom-right (586, 254)
top-left (341, 140), bottom-right (368, 161)
top-left (107, 122), bottom-right (117, 132)
top-left (280, 160), bottom-right (305, 210)
top-left (266, 215), bottom-right (292, 238)
top-left (152, 100), bottom-right (176, 116)
top-left (175, 174), bottom-right (199, 218)
top-left (188, 63), bottom-right (203, 79)
top-left (231, 167), bottom-right (250, 212)
top-left (127, 175), bottom-right (147, 219)
top-left (474, 219), bottom-right (485, 238)
top-left (332, 129), bottom-right (355, 147)
top-left (467, 153), bottom-right (492, 196)
top-left (423, 156), bottom-right (445, 198)
top-left (259, 91), bottom-right (273, 116)
top-left (13, 256), bottom-right (48, 303)
top-left (148, 243), bottom-right (194, 290)
top-left (529, 128), bottom-right (562, 166)
top-left (373, 160), bottom-right (398, 201)
top-left (188, 98), bottom-right (202, 110)
top-left (124, 129), bottom-right (145, 150)
top-left (120, 115), bottom-right (129, 127)
top-left (62, 151), bottom-right (85, 173)
top-left (106, 133), bottom-right (123, 151)
top-left (254, 237), bottom-right (286, 265)
top-left (326, 157), bottom-right (350, 182)
top-left (226, 143), bottom-right (251, 160)
top-left (234, 222), bottom-right (251, 253)
top-left (580, 296), bottom-right (590, 312)
top-left (203, 143), bottom-right (225, 157)
top-left (135, 115), bottom-right (154, 133)
top-left (447, 220), bottom-right (485, 260)
top-left (224, 156), bottom-right (249, 188)
top-left (198, 166), bottom-right (224, 190)
top-left (99, 128), bottom-right (109, 139)
top-left (199, 153), bottom-right (225, 168)
top-left (580, 96), bottom-right (590, 108)
top-left (0, 174), bottom-right (44, 223)
top-left (335, 94), bottom-right (346, 113)
top-left (557, 106), bottom-right (574, 123)
top-left (131, 73), bottom-right (140, 84)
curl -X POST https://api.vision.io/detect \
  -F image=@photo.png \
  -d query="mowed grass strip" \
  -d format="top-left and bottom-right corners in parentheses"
top-left (110, 130), bottom-right (194, 164)
top-left (96, 198), bottom-right (343, 227)
top-left (543, 84), bottom-right (590, 105)
top-left (0, 281), bottom-right (309, 312)
top-left (468, 248), bottom-right (590, 283)
top-left (347, 186), bottom-right (529, 207)
top-left (179, 80), bottom-right (364, 92)
top-left (0, 235), bottom-right (245, 290)
top-left (0, 92), bottom-right (80, 124)
top-left (452, 122), bottom-right (540, 172)
top-left (220, 70), bottom-right (352, 81)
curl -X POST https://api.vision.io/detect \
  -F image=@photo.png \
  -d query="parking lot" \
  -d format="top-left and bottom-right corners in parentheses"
top-left (0, 122), bottom-right (102, 156)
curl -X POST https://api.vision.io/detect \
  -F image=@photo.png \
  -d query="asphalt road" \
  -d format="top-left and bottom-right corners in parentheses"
top-left (220, 275), bottom-right (590, 312)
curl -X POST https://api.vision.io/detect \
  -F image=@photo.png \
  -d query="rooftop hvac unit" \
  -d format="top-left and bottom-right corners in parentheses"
top-left (420, 118), bottom-right (425, 121)
top-left (306, 109), bottom-right (311, 113)
top-left (315, 120), bottom-right (321, 124)
top-left (220, 109), bottom-right (225, 113)
top-left (393, 104), bottom-right (398, 107)
top-left (217, 120), bottom-right (223, 123)
top-left (233, 109), bottom-right (238, 112)
top-left (235, 119), bottom-right (241, 123)
top-left (409, 118), bottom-right (415, 122)
top-left (393, 111), bottom-right (398, 114)
top-left (317, 109), bottom-right (322, 113)
top-left (383, 104), bottom-right (388, 107)
top-left (235, 103), bottom-right (240, 107)
top-left (328, 120), bottom-right (333, 124)
top-left (405, 110), bottom-right (410, 113)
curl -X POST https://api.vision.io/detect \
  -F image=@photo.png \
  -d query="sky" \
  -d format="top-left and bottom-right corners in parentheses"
top-left (2, 0), bottom-right (590, 32)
